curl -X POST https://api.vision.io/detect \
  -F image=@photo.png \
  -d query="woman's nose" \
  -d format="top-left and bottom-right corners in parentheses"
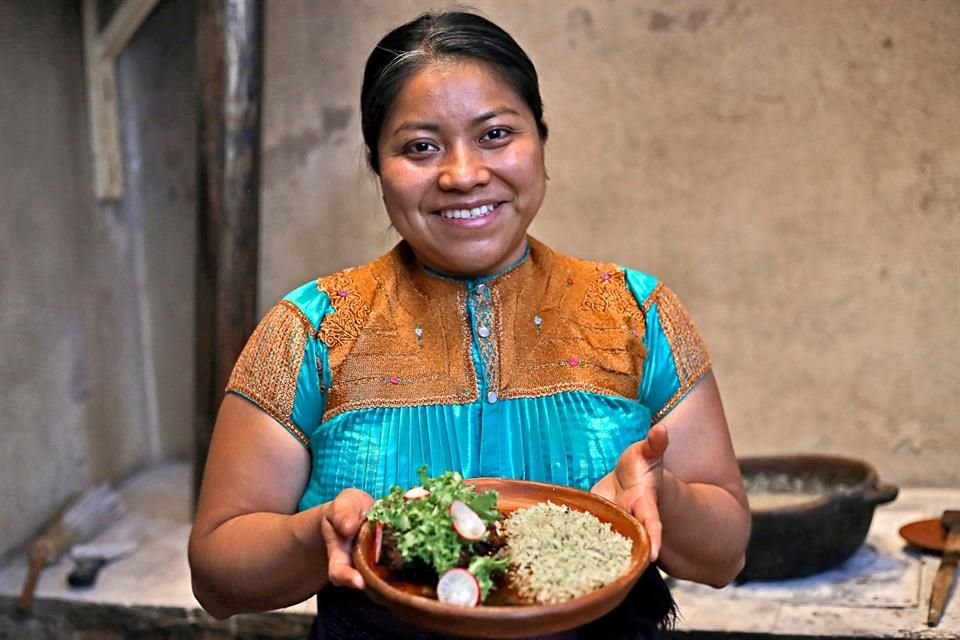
top-left (438, 144), bottom-right (490, 191)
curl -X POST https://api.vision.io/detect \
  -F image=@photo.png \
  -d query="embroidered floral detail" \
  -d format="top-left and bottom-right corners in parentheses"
top-left (317, 247), bottom-right (479, 421)
top-left (499, 246), bottom-right (648, 402)
top-left (317, 272), bottom-right (370, 347)
top-left (314, 239), bottom-right (692, 420)
top-left (582, 267), bottom-right (646, 335)
top-left (471, 287), bottom-right (500, 393)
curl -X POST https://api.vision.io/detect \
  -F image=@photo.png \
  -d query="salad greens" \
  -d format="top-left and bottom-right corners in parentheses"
top-left (366, 467), bottom-right (510, 599)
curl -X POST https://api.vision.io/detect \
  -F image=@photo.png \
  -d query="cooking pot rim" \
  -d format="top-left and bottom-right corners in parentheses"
top-left (738, 454), bottom-right (895, 513)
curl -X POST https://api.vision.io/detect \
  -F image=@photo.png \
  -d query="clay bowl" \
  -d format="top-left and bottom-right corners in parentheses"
top-left (737, 455), bottom-right (898, 582)
top-left (352, 477), bottom-right (650, 639)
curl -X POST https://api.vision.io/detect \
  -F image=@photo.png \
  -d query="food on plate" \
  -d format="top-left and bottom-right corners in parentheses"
top-left (501, 501), bottom-right (633, 604)
top-left (366, 471), bottom-right (635, 608)
top-left (365, 468), bottom-right (510, 604)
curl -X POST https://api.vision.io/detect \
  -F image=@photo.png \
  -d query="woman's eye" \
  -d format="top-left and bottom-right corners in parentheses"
top-left (404, 141), bottom-right (437, 155)
top-left (482, 128), bottom-right (511, 143)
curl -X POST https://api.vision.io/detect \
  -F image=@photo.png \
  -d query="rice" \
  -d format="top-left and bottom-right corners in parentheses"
top-left (501, 501), bottom-right (632, 604)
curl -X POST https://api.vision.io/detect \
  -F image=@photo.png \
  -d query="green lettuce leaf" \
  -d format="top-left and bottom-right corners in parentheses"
top-left (366, 467), bottom-right (508, 599)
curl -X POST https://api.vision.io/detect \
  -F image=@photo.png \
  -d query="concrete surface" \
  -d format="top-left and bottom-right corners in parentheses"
top-left (1, 461), bottom-right (958, 638)
top-left (671, 486), bottom-right (960, 636)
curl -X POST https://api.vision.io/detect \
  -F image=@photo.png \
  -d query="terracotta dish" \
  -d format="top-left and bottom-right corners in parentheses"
top-left (899, 517), bottom-right (948, 553)
top-left (352, 477), bottom-right (650, 639)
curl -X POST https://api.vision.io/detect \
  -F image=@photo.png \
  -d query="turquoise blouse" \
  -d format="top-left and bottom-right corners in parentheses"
top-left (226, 239), bottom-right (711, 511)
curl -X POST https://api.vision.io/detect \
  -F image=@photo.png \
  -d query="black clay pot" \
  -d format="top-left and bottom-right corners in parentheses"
top-left (736, 455), bottom-right (899, 583)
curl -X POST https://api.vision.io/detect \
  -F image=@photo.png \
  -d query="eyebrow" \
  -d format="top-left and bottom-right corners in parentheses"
top-left (392, 108), bottom-right (522, 136)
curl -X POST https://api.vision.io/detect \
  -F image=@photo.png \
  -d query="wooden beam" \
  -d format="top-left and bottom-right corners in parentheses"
top-left (99, 0), bottom-right (163, 60)
top-left (82, 0), bottom-right (124, 201)
top-left (194, 0), bottom-right (263, 506)
top-left (82, 0), bottom-right (161, 201)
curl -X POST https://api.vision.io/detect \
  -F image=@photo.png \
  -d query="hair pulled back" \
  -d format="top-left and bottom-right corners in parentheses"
top-left (360, 11), bottom-right (548, 174)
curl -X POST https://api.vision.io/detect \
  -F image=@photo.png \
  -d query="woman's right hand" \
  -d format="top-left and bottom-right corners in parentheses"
top-left (320, 488), bottom-right (375, 590)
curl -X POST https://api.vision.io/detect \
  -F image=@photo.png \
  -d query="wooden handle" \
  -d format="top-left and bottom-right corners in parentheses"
top-left (941, 510), bottom-right (960, 532)
top-left (16, 555), bottom-right (46, 613)
top-left (927, 556), bottom-right (957, 626)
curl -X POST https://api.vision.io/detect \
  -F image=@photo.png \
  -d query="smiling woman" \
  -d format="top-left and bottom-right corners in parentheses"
top-left (378, 60), bottom-right (546, 278)
top-left (188, 10), bottom-right (751, 640)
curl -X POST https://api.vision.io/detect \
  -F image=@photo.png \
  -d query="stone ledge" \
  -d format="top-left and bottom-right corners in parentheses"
top-left (0, 595), bottom-right (313, 640)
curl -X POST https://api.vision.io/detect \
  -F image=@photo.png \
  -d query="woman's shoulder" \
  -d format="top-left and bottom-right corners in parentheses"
top-left (276, 251), bottom-right (396, 330)
top-left (541, 243), bottom-right (663, 308)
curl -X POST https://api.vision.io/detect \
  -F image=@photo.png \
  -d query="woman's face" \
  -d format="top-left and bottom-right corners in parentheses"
top-left (377, 60), bottom-right (547, 278)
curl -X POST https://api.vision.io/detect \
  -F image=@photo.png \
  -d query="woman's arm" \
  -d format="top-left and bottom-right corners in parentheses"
top-left (593, 372), bottom-right (750, 587)
top-left (188, 394), bottom-right (372, 619)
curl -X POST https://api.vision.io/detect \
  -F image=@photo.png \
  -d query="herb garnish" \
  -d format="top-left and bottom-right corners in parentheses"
top-left (366, 468), bottom-right (510, 599)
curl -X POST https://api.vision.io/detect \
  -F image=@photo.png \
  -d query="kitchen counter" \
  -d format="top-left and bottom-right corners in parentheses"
top-left (668, 485), bottom-right (960, 639)
top-left (0, 462), bottom-right (957, 639)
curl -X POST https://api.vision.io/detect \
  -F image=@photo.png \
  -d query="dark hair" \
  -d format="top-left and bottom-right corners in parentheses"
top-left (360, 11), bottom-right (549, 174)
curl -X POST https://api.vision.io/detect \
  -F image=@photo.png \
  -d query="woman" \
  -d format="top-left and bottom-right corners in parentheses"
top-left (189, 10), bottom-right (750, 640)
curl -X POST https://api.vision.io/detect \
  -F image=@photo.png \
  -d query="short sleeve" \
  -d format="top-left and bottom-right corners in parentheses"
top-left (225, 282), bottom-right (332, 448)
top-left (623, 270), bottom-right (712, 423)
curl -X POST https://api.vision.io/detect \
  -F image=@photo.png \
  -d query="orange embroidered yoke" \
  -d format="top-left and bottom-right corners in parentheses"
top-left (226, 238), bottom-right (711, 508)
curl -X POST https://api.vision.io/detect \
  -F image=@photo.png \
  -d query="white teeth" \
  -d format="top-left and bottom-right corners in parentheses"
top-left (440, 204), bottom-right (496, 220)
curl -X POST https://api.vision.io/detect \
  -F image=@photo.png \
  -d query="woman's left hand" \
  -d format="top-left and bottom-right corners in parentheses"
top-left (320, 488), bottom-right (375, 590)
top-left (591, 423), bottom-right (669, 563)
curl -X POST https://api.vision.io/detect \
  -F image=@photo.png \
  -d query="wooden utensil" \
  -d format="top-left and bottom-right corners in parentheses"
top-left (900, 517), bottom-right (948, 552)
top-left (927, 509), bottom-right (960, 627)
top-left (16, 484), bottom-right (125, 612)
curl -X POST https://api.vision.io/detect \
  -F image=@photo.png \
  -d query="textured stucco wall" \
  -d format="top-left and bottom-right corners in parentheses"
top-left (0, 0), bottom-right (195, 557)
top-left (262, 0), bottom-right (959, 487)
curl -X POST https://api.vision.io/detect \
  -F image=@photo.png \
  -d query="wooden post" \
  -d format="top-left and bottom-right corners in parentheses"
top-left (194, 0), bottom-right (263, 506)
top-left (82, 0), bottom-right (124, 200)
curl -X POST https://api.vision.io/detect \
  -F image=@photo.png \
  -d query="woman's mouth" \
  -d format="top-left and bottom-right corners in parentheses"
top-left (438, 203), bottom-right (500, 220)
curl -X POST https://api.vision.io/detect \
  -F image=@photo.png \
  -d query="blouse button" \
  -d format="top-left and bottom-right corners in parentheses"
top-left (476, 283), bottom-right (487, 295)
top-left (477, 326), bottom-right (491, 338)
top-left (486, 391), bottom-right (498, 404)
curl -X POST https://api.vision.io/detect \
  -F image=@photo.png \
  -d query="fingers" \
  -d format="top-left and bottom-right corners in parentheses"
top-left (640, 423), bottom-right (669, 461)
top-left (615, 425), bottom-right (669, 490)
top-left (611, 426), bottom-right (667, 564)
top-left (322, 489), bottom-right (374, 590)
top-left (621, 485), bottom-right (663, 563)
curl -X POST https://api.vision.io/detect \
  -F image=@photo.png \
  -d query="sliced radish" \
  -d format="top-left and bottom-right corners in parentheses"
top-left (436, 568), bottom-right (480, 606)
top-left (449, 500), bottom-right (486, 540)
top-left (372, 521), bottom-right (383, 564)
top-left (403, 486), bottom-right (431, 500)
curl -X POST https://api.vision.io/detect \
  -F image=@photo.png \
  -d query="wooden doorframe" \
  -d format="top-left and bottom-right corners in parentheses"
top-left (194, 0), bottom-right (263, 506)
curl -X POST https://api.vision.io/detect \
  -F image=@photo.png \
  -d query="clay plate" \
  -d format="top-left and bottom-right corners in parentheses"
top-left (899, 518), bottom-right (948, 553)
top-left (352, 477), bottom-right (650, 639)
